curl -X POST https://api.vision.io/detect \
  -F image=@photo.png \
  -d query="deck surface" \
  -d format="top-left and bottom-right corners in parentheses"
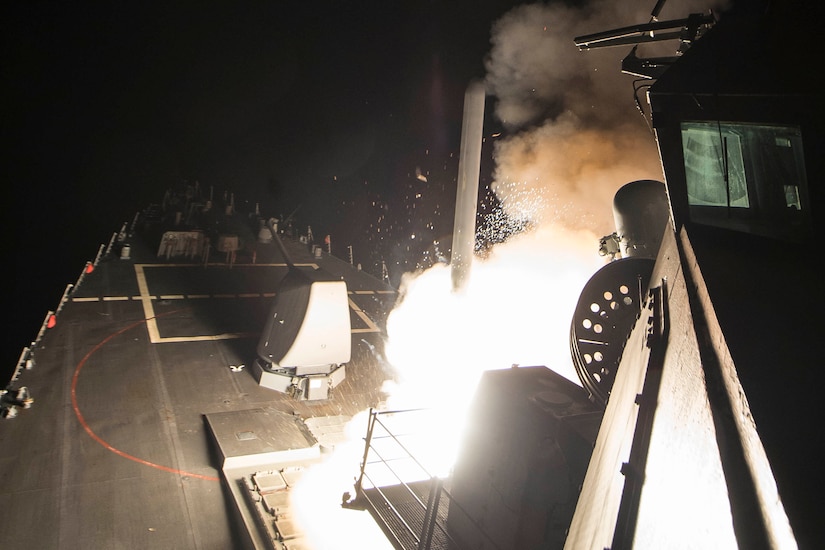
top-left (0, 229), bottom-right (397, 549)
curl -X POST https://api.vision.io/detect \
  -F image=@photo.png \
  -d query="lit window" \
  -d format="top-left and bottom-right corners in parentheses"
top-left (679, 121), bottom-right (808, 238)
top-left (681, 124), bottom-right (749, 207)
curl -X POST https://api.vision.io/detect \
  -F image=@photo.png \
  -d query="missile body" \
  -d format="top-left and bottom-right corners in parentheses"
top-left (451, 81), bottom-right (486, 293)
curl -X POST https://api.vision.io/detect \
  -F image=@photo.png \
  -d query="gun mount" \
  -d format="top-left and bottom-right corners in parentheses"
top-left (252, 219), bottom-right (351, 400)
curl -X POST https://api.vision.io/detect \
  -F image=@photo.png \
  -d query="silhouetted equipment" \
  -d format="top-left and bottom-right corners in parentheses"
top-left (574, 13), bottom-right (714, 51)
top-left (448, 367), bottom-right (602, 550)
top-left (574, 11), bottom-right (715, 78)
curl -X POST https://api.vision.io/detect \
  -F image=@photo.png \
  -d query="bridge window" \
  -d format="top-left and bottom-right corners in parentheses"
top-left (680, 122), bottom-right (808, 238)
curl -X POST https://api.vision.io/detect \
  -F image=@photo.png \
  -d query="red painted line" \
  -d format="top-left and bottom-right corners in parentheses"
top-left (71, 313), bottom-right (220, 482)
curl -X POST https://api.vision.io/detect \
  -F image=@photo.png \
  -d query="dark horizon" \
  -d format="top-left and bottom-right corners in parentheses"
top-left (3, 2), bottom-right (523, 381)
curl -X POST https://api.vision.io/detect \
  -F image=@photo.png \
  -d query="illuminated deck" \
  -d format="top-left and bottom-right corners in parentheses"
top-left (0, 227), bottom-right (397, 548)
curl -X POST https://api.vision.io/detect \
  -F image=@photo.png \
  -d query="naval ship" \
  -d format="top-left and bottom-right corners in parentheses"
top-left (3, 0), bottom-right (824, 548)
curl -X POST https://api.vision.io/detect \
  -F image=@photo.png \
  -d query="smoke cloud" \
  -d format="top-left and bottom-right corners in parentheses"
top-left (485, 0), bottom-right (719, 237)
top-left (381, 0), bottom-right (725, 422)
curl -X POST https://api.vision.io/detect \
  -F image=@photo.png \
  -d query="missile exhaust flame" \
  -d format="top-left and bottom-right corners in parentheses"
top-left (381, 224), bottom-right (605, 473)
top-left (287, 0), bottom-right (698, 543)
top-left (288, 223), bottom-right (604, 548)
top-left (289, 410), bottom-right (395, 549)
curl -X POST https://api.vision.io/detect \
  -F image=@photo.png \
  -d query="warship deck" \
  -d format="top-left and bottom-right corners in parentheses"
top-left (0, 221), bottom-right (398, 548)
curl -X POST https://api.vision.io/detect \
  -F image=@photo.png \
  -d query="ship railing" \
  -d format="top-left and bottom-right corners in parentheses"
top-left (4, 222), bottom-right (127, 406)
top-left (352, 408), bottom-right (502, 550)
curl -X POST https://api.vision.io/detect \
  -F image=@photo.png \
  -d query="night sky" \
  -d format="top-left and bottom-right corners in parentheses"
top-left (3, 2), bottom-right (521, 378)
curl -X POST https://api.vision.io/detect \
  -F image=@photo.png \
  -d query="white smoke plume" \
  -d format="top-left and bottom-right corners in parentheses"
top-left (383, 1), bottom-right (724, 405)
top-left (381, 0), bottom-right (728, 399)
top-left (486, 0), bottom-right (721, 237)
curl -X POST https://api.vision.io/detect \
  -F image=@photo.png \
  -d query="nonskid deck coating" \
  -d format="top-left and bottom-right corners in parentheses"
top-left (0, 230), bottom-right (398, 548)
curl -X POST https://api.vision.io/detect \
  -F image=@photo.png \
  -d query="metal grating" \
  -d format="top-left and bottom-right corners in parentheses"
top-left (353, 409), bottom-right (497, 550)
top-left (362, 481), bottom-right (452, 550)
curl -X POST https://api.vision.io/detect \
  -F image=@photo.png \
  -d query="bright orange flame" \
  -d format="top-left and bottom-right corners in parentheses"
top-left (381, 223), bottom-right (605, 474)
top-left (289, 410), bottom-right (395, 549)
top-left (288, 223), bottom-right (605, 546)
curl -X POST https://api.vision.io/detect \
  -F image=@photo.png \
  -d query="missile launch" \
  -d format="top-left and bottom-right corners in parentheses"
top-left (451, 80), bottom-right (486, 293)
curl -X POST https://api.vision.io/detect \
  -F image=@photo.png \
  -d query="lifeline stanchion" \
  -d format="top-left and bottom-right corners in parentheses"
top-left (104, 232), bottom-right (117, 257)
top-left (93, 243), bottom-right (105, 266)
top-left (55, 284), bottom-right (73, 315)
